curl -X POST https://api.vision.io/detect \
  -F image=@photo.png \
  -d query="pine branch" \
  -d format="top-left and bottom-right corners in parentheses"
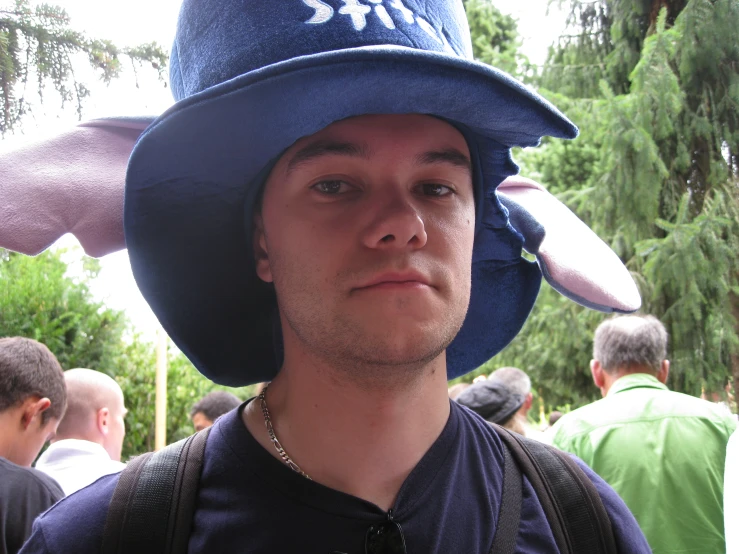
top-left (0, 0), bottom-right (167, 134)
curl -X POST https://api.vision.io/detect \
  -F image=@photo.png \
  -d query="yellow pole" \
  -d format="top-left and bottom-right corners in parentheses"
top-left (539, 388), bottom-right (546, 428)
top-left (155, 327), bottom-right (168, 451)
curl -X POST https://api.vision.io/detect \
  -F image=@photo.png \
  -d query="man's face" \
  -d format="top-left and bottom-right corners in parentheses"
top-left (254, 114), bottom-right (476, 375)
top-left (192, 412), bottom-right (213, 432)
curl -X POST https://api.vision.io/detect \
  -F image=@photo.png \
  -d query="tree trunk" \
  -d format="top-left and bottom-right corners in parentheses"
top-left (649, 0), bottom-right (688, 28)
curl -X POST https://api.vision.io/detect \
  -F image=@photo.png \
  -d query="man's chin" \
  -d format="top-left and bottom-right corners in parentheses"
top-left (339, 326), bottom-right (456, 368)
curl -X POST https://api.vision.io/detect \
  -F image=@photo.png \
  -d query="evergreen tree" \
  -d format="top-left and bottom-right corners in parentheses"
top-left (0, 0), bottom-right (167, 134)
top-left (463, 0), bottom-right (526, 77)
top-left (460, 0), bottom-right (739, 413)
top-left (0, 247), bottom-right (252, 458)
top-left (0, 248), bottom-right (128, 370)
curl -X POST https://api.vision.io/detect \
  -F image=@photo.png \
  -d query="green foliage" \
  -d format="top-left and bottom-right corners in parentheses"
top-left (452, 283), bottom-right (606, 412)
top-left (514, 91), bottom-right (603, 196)
top-left (111, 337), bottom-right (157, 456)
top-left (636, 185), bottom-right (739, 396)
top-left (0, 248), bottom-right (126, 370)
top-left (0, 248), bottom-right (253, 459)
top-left (539, 1), bottom-right (616, 97)
top-left (463, 0), bottom-right (525, 76)
top-left (464, 0), bottom-right (739, 410)
top-left (115, 340), bottom-right (255, 459)
top-left (0, 0), bottom-right (167, 134)
top-left (165, 351), bottom-right (255, 447)
top-left (542, 0), bottom-right (687, 96)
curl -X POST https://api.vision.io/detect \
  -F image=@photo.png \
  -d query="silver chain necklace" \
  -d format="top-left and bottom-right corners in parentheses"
top-left (258, 384), bottom-right (312, 480)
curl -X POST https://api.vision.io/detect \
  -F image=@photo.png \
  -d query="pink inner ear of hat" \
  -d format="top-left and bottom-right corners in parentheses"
top-left (498, 177), bottom-right (641, 313)
top-left (0, 119), bottom-right (150, 258)
top-left (0, 120), bottom-right (640, 313)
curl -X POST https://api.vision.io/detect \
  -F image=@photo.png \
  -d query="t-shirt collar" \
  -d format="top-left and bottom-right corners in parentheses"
top-left (216, 398), bottom-right (459, 519)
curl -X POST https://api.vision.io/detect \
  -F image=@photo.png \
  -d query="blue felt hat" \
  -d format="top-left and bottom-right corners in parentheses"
top-left (123, 0), bottom-right (580, 386)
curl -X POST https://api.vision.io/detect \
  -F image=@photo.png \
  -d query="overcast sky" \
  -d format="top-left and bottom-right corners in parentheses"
top-left (7, 0), bottom-right (567, 339)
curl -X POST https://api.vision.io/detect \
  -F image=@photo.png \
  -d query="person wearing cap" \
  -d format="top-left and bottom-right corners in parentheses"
top-left (488, 366), bottom-right (548, 440)
top-left (7, 0), bottom-right (651, 552)
top-left (455, 378), bottom-right (527, 435)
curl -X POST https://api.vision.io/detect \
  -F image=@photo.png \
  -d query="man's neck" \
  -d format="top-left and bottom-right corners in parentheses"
top-left (50, 436), bottom-right (104, 450)
top-left (601, 368), bottom-right (658, 396)
top-left (0, 409), bottom-right (25, 466)
top-left (242, 353), bottom-right (451, 511)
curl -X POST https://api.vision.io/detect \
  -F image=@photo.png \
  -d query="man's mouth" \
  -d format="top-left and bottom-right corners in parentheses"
top-left (354, 270), bottom-right (433, 291)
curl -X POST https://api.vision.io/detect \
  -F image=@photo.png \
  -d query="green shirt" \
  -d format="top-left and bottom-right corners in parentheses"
top-left (553, 373), bottom-right (737, 554)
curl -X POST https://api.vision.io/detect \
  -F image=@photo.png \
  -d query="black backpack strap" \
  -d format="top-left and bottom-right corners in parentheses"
top-left (492, 425), bottom-right (618, 554)
top-left (101, 427), bottom-right (211, 554)
top-left (489, 443), bottom-right (522, 554)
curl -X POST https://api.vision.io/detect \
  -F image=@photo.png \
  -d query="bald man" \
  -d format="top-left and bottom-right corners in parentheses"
top-left (35, 369), bottom-right (127, 495)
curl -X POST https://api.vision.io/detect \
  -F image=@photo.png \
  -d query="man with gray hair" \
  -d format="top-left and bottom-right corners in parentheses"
top-left (553, 315), bottom-right (737, 553)
top-left (488, 366), bottom-right (546, 440)
top-left (35, 369), bottom-right (127, 495)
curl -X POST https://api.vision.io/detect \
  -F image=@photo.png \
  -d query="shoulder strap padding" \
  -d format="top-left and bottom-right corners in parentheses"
top-left (101, 450), bottom-right (153, 554)
top-left (489, 444), bottom-right (522, 554)
top-left (492, 425), bottom-right (617, 554)
top-left (167, 428), bottom-right (210, 553)
top-left (101, 427), bottom-right (211, 554)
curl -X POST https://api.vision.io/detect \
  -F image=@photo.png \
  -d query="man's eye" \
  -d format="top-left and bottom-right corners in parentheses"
top-left (419, 183), bottom-right (454, 197)
top-left (312, 180), bottom-right (350, 195)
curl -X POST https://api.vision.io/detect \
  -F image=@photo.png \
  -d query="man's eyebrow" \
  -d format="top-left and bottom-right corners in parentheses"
top-left (415, 148), bottom-right (472, 173)
top-left (285, 140), bottom-right (371, 174)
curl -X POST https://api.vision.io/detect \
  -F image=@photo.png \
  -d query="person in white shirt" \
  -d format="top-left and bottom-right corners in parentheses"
top-left (35, 368), bottom-right (127, 495)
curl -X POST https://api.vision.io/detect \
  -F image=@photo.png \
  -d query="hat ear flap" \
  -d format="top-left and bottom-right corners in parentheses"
top-left (0, 117), bottom-right (154, 258)
top-left (497, 176), bottom-right (641, 313)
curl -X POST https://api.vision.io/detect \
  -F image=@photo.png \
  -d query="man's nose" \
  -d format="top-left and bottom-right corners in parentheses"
top-left (360, 193), bottom-right (428, 250)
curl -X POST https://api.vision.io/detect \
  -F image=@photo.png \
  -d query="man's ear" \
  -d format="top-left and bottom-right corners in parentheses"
top-left (21, 397), bottom-right (52, 429)
top-left (97, 407), bottom-right (111, 435)
top-left (253, 214), bottom-right (273, 283)
top-left (590, 360), bottom-right (605, 390)
top-left (657, 359), bottom-right (670, 384)
top-left (522, 392), bottom-right (533, 412)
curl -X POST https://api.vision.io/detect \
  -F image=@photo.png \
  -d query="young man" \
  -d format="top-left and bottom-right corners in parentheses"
top-left (553, 315), bottom-right (737, 553)
top-left (189, 391), bottom-right (242, 432)
top-left (0, 337), bottom-right (66, 554)
top-left (35, 369), bottom-right (127, 495)
top-left (9, 0), bottom-right (649, 551)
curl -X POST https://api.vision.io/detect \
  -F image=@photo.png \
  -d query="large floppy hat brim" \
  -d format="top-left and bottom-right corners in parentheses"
top-left (0, 44), bottom-right (640, 387)
top-left (124, 46), bottom-right (577, 385)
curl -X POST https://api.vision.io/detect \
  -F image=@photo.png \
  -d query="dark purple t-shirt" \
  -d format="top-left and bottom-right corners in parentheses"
top-left (20, 401), bottom-right (650, 553)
